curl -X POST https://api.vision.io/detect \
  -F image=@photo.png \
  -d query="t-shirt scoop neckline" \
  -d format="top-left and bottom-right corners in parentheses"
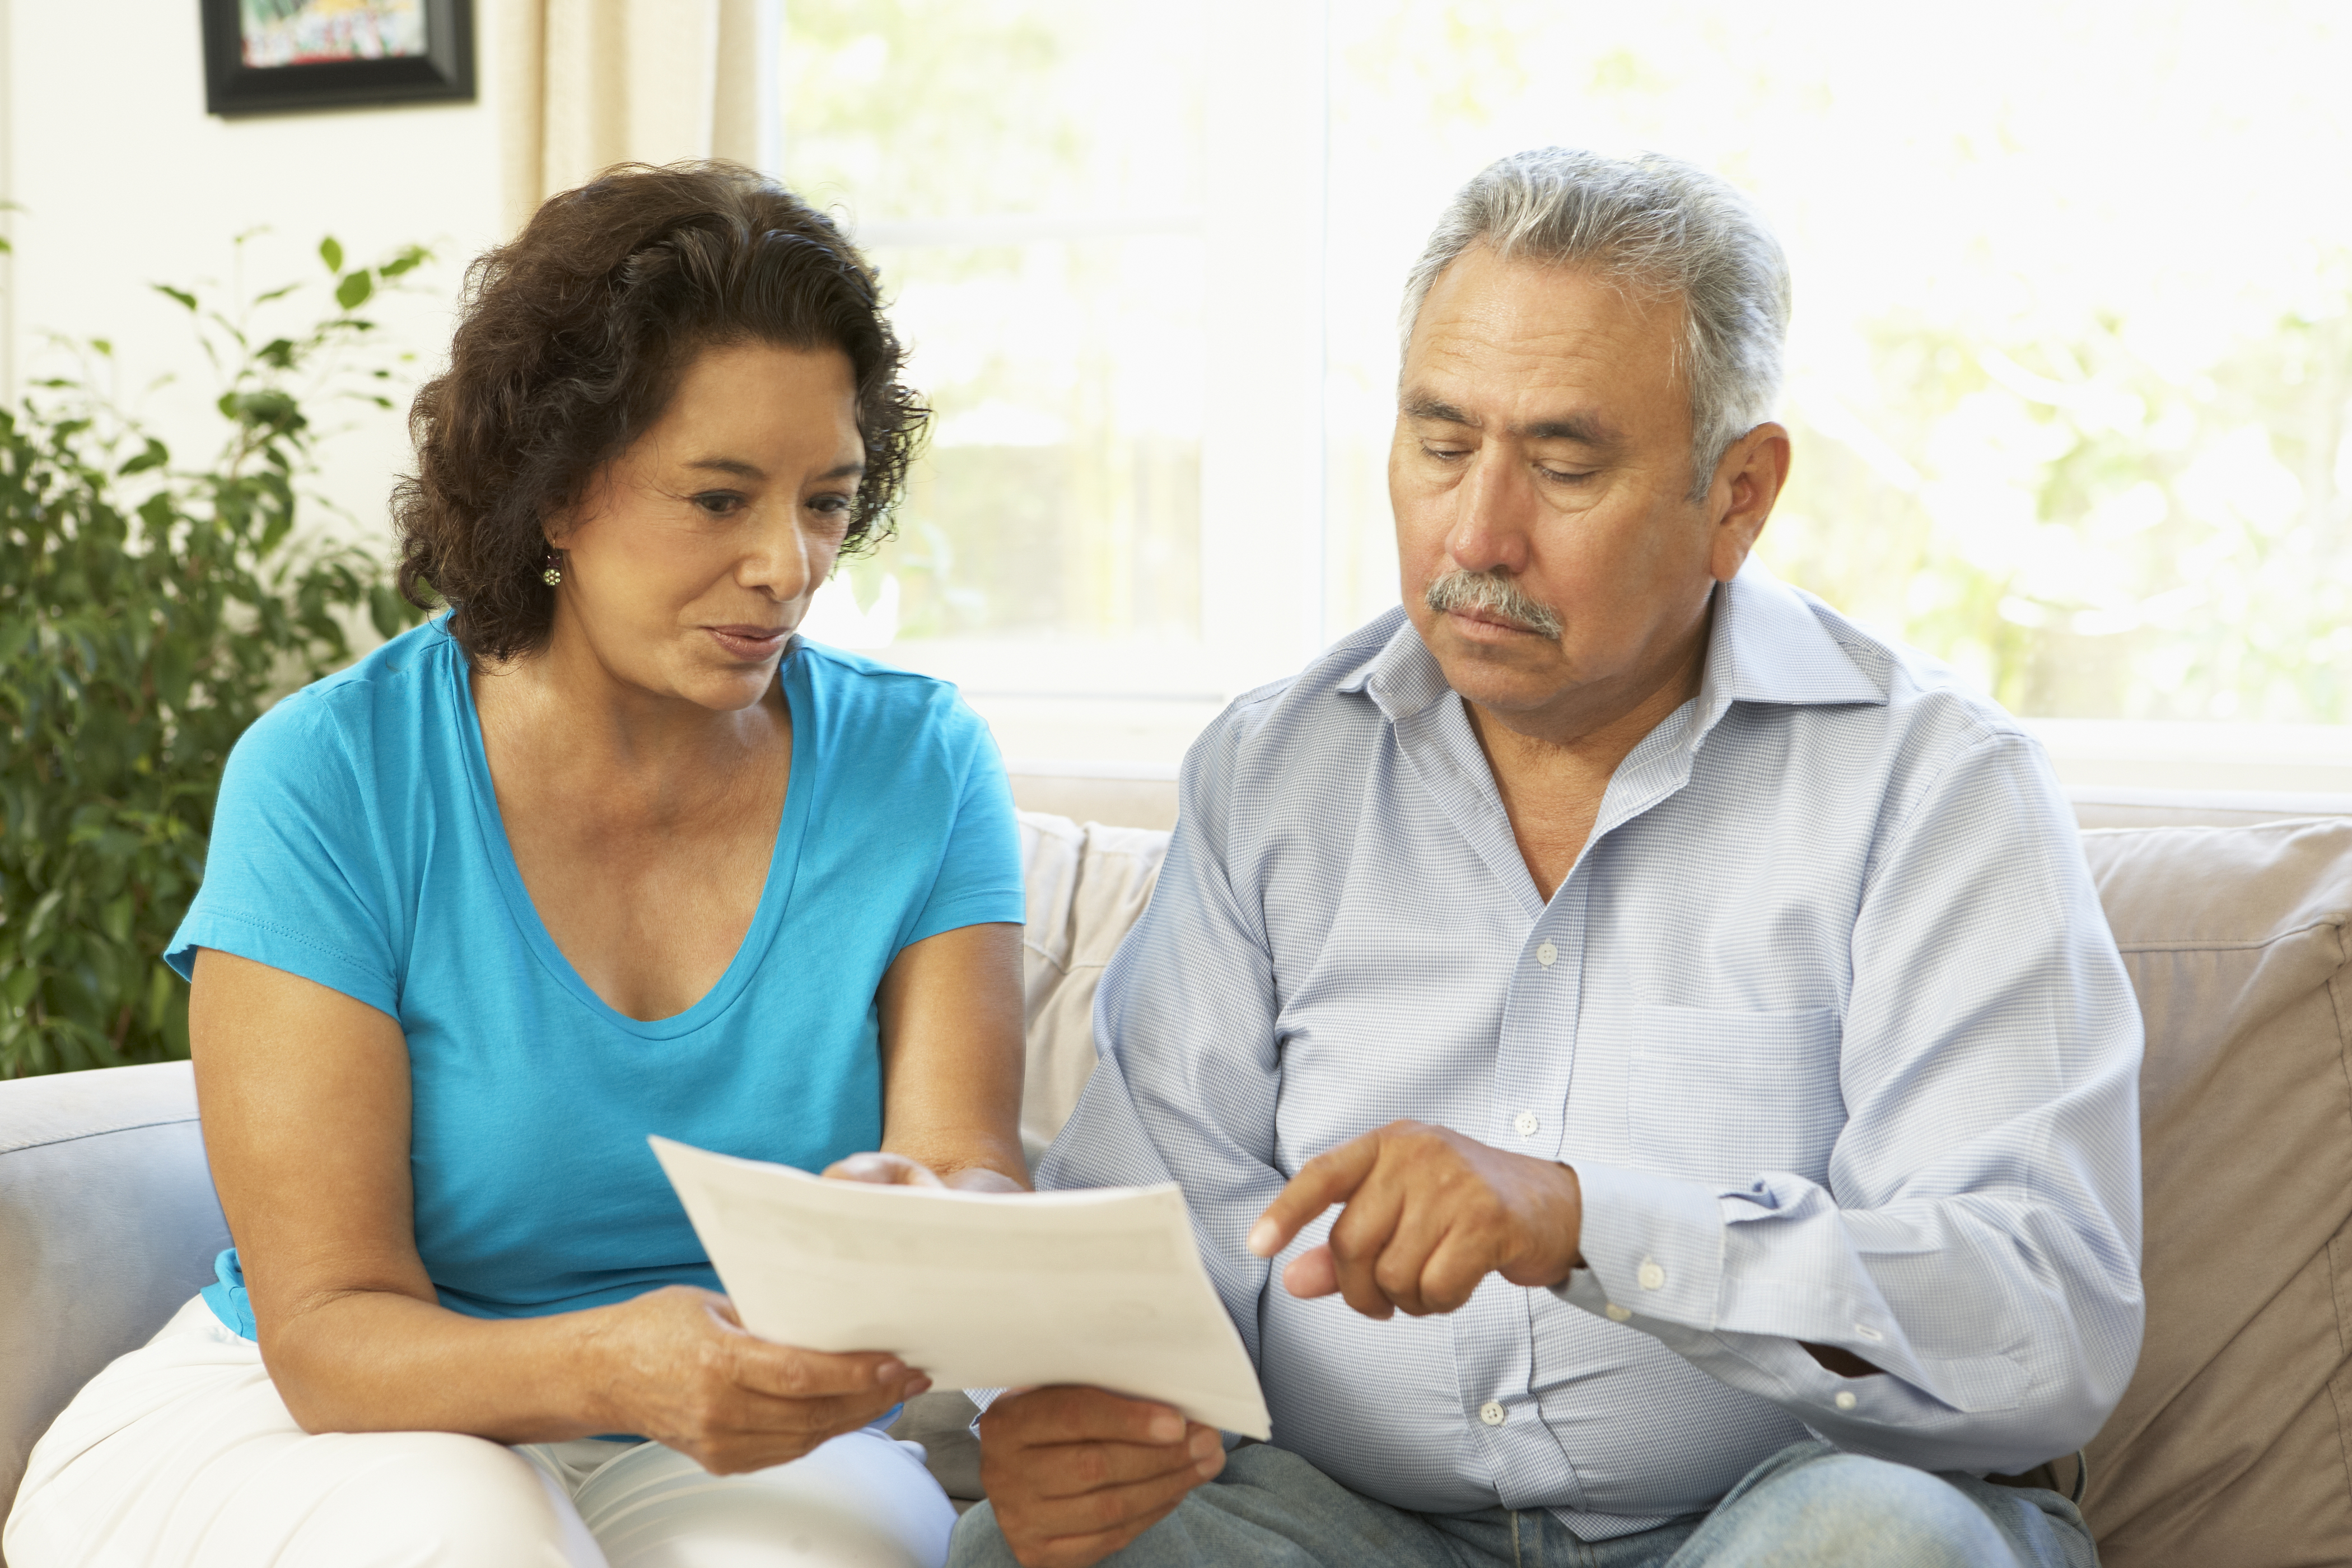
top-left (446, 635), bottom-right (814, 1042)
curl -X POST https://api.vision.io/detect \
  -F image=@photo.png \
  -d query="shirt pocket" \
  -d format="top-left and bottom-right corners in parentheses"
top-left (1627, 1004), bottom-right (1844, 1186)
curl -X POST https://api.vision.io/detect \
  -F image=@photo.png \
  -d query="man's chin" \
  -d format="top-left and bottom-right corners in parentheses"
top-left (1426, 634), bottom-right (1574, 713)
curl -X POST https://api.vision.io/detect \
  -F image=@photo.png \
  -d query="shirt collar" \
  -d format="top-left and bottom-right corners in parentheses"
top-left (1336, 557), bottom-right (1885, 730)
top-left (1698, 556), bottom-right (1887, 721)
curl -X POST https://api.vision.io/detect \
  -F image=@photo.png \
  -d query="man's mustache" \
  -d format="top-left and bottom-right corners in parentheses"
top-left (1424, 570), bottom-right (1564, 640)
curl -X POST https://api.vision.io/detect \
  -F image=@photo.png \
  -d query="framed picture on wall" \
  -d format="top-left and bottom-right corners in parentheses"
top-left (201, 0), bottom-right (475, 116)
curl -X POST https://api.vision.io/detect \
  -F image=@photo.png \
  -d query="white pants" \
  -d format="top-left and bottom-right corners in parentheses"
top-left (4, 1296), bottom-right (958, 1568)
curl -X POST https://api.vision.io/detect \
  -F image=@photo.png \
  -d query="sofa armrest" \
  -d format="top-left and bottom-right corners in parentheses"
top-left (0, 1061), bottom-right (229, 1529)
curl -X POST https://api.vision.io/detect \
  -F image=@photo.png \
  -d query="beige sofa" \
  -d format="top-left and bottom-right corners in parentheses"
top-left (3, 791), bottom-right (2348, 1565)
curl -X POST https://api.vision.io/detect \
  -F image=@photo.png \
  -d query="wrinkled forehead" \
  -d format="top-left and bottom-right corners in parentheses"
top-left (1401, 248), bottom-right (1690, 438)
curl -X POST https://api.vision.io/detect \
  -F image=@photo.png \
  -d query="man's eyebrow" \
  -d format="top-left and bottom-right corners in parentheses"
top-left (1518, 413), bottom-right (1622, 448)
top-left (1401, 392), bottom-right (1473, 425)
top-left (1401, 394), bottom-right (1622, 449)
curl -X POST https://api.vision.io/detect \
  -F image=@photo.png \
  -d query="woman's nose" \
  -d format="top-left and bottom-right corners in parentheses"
top-left (742, 514), bottom-right (814, 601)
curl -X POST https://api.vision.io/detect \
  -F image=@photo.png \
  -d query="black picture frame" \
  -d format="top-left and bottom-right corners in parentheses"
top-left (201, 0), bottom-right (475, 117)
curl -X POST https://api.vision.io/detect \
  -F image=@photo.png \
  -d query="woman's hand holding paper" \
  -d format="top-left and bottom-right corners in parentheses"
top-left (823, 1150), bottom-right (1025, 1194)
top-left (584, 1285), bottom-right (931, 1475)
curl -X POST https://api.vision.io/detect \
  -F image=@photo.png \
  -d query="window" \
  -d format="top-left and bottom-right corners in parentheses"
top-left (783, 3), bottom-right (1210, 665)
top-left (784, 1), bottom-right (2352, 774)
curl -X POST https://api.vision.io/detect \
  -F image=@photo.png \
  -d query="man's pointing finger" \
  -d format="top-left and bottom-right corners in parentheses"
top-left (1247, 1131), bottom-right (1382, 1258)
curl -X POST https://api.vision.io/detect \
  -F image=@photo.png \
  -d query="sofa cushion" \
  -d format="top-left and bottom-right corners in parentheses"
top-left (1014, 812), bottom-right (1169, 1165)
top-left (2076, 818), bottom-right (2352, 1566)
top-left (0, 1061), bottom-right (230, 1530)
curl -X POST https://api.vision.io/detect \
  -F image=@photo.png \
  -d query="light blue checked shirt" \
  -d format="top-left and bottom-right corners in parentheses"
top-left (1036, 561), bottom-right (2143, 1540)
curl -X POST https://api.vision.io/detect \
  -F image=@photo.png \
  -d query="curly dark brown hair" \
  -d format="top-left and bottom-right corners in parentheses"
top-left (391, 160), bottom-right (928, 665)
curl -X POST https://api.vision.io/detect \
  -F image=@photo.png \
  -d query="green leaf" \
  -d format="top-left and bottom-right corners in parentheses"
top-left (20, 887), bottom-right (64, 945)
top-left (367, 584), bottom-right (405, 640)
top-left (118, 438), bottom-right (170, 477)
top-left (334, 270), bottom-right (374, 311)
top-left (153, 284), bottom-right (198, 312)
top-left (224, 389), bottom-right (305, 435)
top-left (319, 236), bottom-right (344, 273)
top-left (144, 964), bottom-right (176, 1030)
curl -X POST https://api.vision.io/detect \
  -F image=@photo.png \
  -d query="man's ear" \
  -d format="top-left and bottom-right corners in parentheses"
top-left (1706, 422), bottom-right (1791, 583)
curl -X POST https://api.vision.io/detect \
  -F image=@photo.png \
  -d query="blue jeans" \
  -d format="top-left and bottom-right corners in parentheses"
top-left (947, 1440), bottom-right (2097, 1568)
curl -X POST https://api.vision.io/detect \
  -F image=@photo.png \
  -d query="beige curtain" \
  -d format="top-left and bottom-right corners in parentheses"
top-left (497, 0), bottom-right (774, 237)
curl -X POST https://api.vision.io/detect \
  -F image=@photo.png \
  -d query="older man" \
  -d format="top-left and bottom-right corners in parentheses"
top-left (952, 150), bottom-right (2140, 1568)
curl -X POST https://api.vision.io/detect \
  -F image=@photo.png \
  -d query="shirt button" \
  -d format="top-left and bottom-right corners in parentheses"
top-left (1637, 1258), bottom-right (1666, 1291)
top-left (1604, 1303), bottom-right (1632, 1322)
top-left (1835, 1391), bottom-right (1859, 1411)
top-left (1535, 941), bottom-right (1558, 967)
top-left (1478, 1400), bottom-right (1506, 1426)
top-left (1513, 1110), bottom-right (1539, 1138)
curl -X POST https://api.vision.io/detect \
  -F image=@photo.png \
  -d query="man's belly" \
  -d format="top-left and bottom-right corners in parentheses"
top-left (1257, 1267), bottom-right (1809, 1520)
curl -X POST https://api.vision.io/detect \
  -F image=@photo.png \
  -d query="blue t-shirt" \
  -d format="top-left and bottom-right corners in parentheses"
top-left (168, 618), bottom-right (1025, 1337)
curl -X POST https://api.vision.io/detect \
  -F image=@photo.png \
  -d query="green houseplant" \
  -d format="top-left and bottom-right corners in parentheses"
top-left (0, 239), bottom-right (431, 1076)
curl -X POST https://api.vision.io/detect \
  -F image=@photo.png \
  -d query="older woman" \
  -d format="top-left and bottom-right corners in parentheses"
top-left (3, 164), bottom-right (1026, 1568)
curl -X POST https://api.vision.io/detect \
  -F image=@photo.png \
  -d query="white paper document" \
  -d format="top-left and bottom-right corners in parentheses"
top-left (649, 1137), bottom-right (1272, 1439)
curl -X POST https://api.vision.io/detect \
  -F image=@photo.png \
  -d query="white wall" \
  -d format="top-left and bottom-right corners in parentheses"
top-left (1, 0), bottom-right (510, 556)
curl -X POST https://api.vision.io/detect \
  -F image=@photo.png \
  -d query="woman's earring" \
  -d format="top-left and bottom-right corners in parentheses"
top-left (542, 550), bottom-right (563, 587)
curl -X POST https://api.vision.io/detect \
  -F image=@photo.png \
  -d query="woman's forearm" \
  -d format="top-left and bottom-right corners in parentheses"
top-left (262, 1287), bottom-right (616, 1441)
top-left (260, 1282), bottom-right (925, 1473)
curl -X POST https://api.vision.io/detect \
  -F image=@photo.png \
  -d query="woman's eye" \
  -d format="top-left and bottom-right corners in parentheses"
top-left (691, 491), bottom-right (744, 516)
top-left (808, 494), bottom-right (855, 521)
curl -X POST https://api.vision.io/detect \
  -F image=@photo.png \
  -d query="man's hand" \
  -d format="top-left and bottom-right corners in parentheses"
top-left (976, 1386), bottom-right (1224, 1568)
top-left (1247, 1120), bottom-right (1584, 1319)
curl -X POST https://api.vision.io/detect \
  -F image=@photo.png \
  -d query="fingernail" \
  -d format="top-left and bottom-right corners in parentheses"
top-left (1147, 1411), bottom-right (1184, 1444)
top-left (874, 1360), bottom-right (907, 1384)
top-left (1246, 1220), bottom-right (1278, 1257)
top-left (1196, 1446), bottom-right (1225, 1479)
top-left (905, 1376), bottom-right (933, 1397)
top-left (1189, 1429), bottom-right (1220, 1461)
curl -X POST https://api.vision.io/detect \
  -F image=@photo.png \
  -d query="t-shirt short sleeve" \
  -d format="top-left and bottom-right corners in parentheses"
top-left (896, 697), bottom-right (1026, 953)
top-left (165, 688), bottom-right (402, 1018)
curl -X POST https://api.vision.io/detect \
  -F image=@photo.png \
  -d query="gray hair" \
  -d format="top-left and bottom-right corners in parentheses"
top-left (1401, 148), bottom-right (1791, 501)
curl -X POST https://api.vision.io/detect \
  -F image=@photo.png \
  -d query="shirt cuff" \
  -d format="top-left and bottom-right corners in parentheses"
top-left (1554, 1160), bottom-right (1727, 1330)
top-left (963, 1385), bottom-right (1006, 1439)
